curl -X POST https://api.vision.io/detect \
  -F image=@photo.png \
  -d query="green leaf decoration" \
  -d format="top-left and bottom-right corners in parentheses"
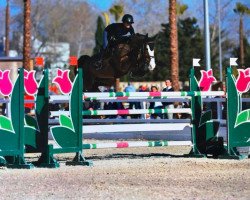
top-left (199, 110), bottom-right (212, 127)
top-left (24, 126), bottom-right (37, 149)
top-left (0, 115), bottom-right (14, 132)
top-left (235, 109), bottom-right (250, 127)
top-left (50, 126), bottom-right (77, 148)
top-left (59, 114), bottom-right (74, 130)
top-left (0, 129), bottom-right (18, 149)
top-left (25, 115), bottom-right (39, 130)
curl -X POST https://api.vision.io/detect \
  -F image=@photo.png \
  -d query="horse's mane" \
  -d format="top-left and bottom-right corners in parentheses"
top-left (115, 33), bottom-right (149, 46)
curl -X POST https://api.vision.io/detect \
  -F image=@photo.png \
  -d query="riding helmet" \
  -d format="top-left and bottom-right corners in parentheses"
top-left (122, 14), bottom-right (134, 24)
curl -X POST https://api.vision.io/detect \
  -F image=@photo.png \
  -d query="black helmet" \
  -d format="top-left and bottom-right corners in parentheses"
top-left (122, 14), bottom-right (134, 24)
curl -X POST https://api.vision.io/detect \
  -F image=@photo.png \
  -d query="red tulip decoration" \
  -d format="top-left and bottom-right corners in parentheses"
top-left (0, 70), bottom-right (13, 96)
top-left (198, 69), bottom-right (217, 91)
top-left (24, 70), bottom-right (38, 96)
top-left (235, 68), bottom-right (250, 93)
top-left (52, 69), bottom-right (72, 95)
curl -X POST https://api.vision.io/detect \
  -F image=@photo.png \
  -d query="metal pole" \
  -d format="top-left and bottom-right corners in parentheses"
top-left (204, 0), bottom-right (211, 70)
top-left (218, 0), bottom-right (222, 81)
top-left (5, 0), bottom-right (10, 57)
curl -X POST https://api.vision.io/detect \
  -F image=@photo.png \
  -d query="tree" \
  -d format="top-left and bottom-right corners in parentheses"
top-left (109, 4), bottom-right (124, 22)
top-left (118, 0), bottom-right (168, 36)
top-left (65, 2), bottom-right (96, 56)
top-left (176, 2), bottom-right (188, 17)
top-left (232, 37), bottom-right (250, 67)
top-left (0, 6), bottom-right (4, 37)
top-left (11, 0), bottom-right (96, 58)
top-left (102, 12), bottom-right (111, 26)
top-left (23, 0), bottom-right (31, 70)
top-left (169, 0), bottom-right (179, 91)
top-left (93, 16), bottom-right (105, 55)
top-left (154, 17), bottom-right (204, 82)
top-left (233, 2), bottom-right (250, 67)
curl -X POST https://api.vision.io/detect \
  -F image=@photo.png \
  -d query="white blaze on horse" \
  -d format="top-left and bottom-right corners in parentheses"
top-left (146, 44), bottom-right (156, 71)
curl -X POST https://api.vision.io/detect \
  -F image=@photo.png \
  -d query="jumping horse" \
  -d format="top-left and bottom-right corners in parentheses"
top-left (78, 33), bottom-right (156, 92)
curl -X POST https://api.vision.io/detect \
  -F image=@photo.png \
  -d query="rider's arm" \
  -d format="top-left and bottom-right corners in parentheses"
top-left (130, 26), bottom-right (135, 35)
top-left (105, 23), bottom-right (117, 41)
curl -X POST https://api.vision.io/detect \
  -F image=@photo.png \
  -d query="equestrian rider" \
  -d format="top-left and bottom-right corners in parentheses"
top-left (96, 14), bottom-right (135, 70)
top-left (103, 14), bottom-right (135, 49)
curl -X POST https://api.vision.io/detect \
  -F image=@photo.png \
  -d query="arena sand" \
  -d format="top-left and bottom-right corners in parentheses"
top-left (0, 140), bottom-right (249, 200)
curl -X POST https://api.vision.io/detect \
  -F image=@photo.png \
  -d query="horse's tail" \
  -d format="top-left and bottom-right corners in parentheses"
top-left (78, 55), bottom-right (90, 69)
top-left (77, 55), bottom-right (93, 92)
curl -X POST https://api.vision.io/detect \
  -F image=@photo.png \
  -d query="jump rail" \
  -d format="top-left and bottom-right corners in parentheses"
top-left (0, 58), bottom-right (249, 169)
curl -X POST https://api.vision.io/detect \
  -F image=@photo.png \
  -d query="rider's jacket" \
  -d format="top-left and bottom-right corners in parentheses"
top-left (105, 23), bottom-right (135, 40)
top-left (103, 23), bottom-right (135, 48)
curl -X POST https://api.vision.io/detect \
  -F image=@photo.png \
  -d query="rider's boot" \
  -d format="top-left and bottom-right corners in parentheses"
top-left (95, 48), bottom-right (105, 70)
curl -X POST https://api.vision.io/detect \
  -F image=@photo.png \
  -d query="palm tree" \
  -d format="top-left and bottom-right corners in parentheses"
top-left (109, 4), bottom-right (124, 22)
top-left (169, 0), bottom-right (179, 91)
top-left (109, 4), bottom-right (124, 91)
top-left (234, 2), bottom-right (250, 67)
top-left (102, 12), bottom-right (110, 27)
top-left (23, 0), bottom-right (31, 70)
top-left (176, 2), bottom-right (188, 18)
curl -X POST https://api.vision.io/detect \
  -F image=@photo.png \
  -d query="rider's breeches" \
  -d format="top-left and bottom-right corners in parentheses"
top-left (103, 31), bottom-right (108, 49)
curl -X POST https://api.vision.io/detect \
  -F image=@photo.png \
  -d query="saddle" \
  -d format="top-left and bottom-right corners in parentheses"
top-left (94, 37), bottom-right (131, 70)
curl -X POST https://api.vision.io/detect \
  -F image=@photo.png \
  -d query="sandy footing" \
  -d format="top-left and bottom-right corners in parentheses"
top-left (0, 141), bottom-right (249, 200)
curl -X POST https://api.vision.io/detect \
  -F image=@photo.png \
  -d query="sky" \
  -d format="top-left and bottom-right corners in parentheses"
top-left (0, 0), bottom-right (115, 9)
top-left (0, 0), bottom-right (248, 15)
top-left (82, 0), bottom-right (250, 34)
top-left (83, 0), bottom-right (203, 12)
top-left (0, 0), bottom-right (197, 10)
top-left (85, 0), bottom-right (114, 10)
top-left (0, 0), bottom-right (249, 36)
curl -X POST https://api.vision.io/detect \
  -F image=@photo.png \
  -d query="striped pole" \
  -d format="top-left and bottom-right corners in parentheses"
top-left (82, 108), bottom-right (192, 116)
top-left (49, 95), bottom-right (190, 102)
top-left (50, 108), bottom-right (192, 117)
top-left (82, 141), bottom-right (192, 149)
top-left (83, 91), bottom-right (225, 98)
top-left (83, 96), bottom-right (191, 101)
top-left (49, 91), bottom-right (225, 102)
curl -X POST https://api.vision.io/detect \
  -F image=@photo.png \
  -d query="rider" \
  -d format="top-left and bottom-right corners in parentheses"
top-left (103, 14), bottom-right (135, 49)
top-left (96, 14), bottom-right (135, 70)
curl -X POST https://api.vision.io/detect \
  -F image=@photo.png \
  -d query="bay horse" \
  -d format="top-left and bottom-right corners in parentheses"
top-left (78, 33), bottom-right (156, 92)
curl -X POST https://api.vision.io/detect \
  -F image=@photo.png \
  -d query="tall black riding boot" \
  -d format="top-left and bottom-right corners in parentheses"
top-left (95, 49), bottom-right (105, 70)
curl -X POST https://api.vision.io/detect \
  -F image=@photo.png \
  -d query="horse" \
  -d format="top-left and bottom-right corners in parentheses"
top-left (77, 33), bottom-right (156, 92)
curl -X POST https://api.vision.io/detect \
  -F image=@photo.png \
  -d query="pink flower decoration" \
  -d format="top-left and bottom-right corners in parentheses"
top-left (235, 68), bottom-right (250, 93)
top-left (24, 70), bottom-right (38, 95)
top-left (52, 69), bottom-right (72, 95)
top-left (245, 68), bottom-right (250, 76)
top-left (198, 69), bottom-right (217, 91)
top-left (0, 70), bottom-right (13, 96)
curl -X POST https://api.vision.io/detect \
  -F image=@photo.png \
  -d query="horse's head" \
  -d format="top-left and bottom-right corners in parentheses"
top-left (128, 33), bottom-right (156, 77)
